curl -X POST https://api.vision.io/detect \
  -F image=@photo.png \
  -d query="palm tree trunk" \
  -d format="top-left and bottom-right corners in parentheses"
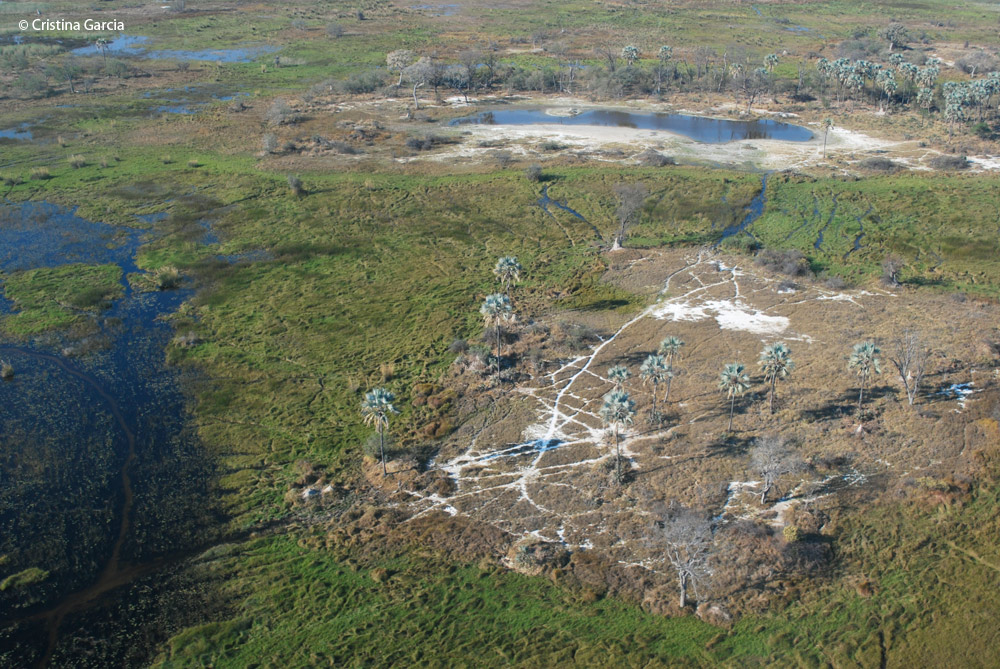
top-left (769, 376), bottom-right (776, 414)
top-left (858, 374), bottom-right (866, 414)
top-left (615, 429), bottom-right (622, 484)
top-left (665, 374), bottom-right (672, 402)
top-left (728, 393), bottom-right (735, 432)
top-left (379, 428), bottom-right (387, 477)
top-left (496, 323), bottom-right (502, 379)
top-left (651, 386), bottom-right (657, 423)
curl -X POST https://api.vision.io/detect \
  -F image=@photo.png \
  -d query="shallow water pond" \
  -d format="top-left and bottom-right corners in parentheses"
top-left (451, 108), bottom-right (814, 143)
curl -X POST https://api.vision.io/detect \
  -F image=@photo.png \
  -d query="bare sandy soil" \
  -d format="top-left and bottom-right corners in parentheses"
top-left (401, 248), bottom-right (1000, 573)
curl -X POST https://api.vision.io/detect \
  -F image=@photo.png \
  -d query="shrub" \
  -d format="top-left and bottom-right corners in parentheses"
top-left (972, 122), bottom-right (995, 140)
top-left (755, 248), bottom-right (812, 277)
top-left (540, 140), bottom-right (565, 151)
top-left (161, 155), bottom-right (173, 164)
top-left (823, 275), bottom-right (848, 291)
top-left (524, 164), bottom-right (543, 182)
top-left (187, 159), bottom-right (200, 168)
top-left (327, 23), bottom-right (344, 38)
top-left (287, 175), bottom-right (304, 197)
top-left (404, 134), bottom-right (455, 151)
top-left (636, 148), bottom-right (676, 167)
top-left (929, 154), bottom-right (969, 170)
top-left (0, 360), bottom-right (13, 379)
top-left (177, 61), bottom-right (190, 72)
top-left (858, 156), bottom-right (901, 172)
top-left (155, 266), bottom-right (183, 290)
top-left (783, 524), bottom-right (801, 543)
top-left (340, 70), bottom-right (383, 94)
top-left (448, 339), bottom-right (468, 354)
top-left (265, 99), bottom-right (298, 126)
top-left (721, 233), bottom-right (761, 253)
top-left (106, 60), bottom-right (131, 79)
top-left (67, 155), bottom-right (86, 169)
top-left (29, 167), bottom-right (51, 180)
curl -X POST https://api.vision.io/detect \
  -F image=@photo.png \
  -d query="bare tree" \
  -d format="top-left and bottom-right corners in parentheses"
top-left (404, 57), bottom-right (435, 109)
top-left (750, 434), bottom-right (804, 504)
top-left (594, 43), bottom-right (619, 73)
top-left (888, 328), bottom-right (930, 406)
top-left (881, 255), bottom-right (903, 286)
top-left (654, 507), bottom-right (713, 608)
top-left (612, 183), bottom-right (648, 250)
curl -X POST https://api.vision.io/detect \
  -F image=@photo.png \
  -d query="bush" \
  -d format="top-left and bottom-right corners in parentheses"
top-left (823, 275), bottom-right (848, 291)
top-left (540, 140), bottom-right (566, 151)
top-left (524, 164), bottom-right (543, 182)
top-left (265, 99), bottom-right (298, 127)
top-left (340, 70), bottom-right (383, 94)
top-left (755, 248), bottom-right (812, 277)
top-left (67, 154), bottom-right (85, 169)
top-left (972, 122), bottom-right (995, 140)
top-left (404, 134), bottom-right (455, 151)
top-left (0, 360), bottom-right (13, 380)
top-left (783, 524), bottom-right (801, 543)
top-left (29, 167), bottom-right (51, 180)
top-left (858, 156), bottom-right (901, 172)
top-left (448, 339), bottom-right (468, 354)
top-left (326, 23), bottom-right (344, 38)
top-left (287, 175), bottom-right (304, 197)
top-left (721, 233), bottom-right (761, 253)
top-left (161, 155), bottom-right (173, 164)
top-left (155, 266), bottom-right (183, 290)
top-left (929, 154), bottom-right (969, 170)
top-left (636, 148), bottom-right (676, 167)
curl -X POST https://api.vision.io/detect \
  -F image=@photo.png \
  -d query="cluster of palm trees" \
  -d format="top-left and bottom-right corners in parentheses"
top-left (361, 250), bottom-right (887, 482)
top-left (600, 338), bottom-right (797, 481)
top-left (480, 256), bottom-right (523, 379)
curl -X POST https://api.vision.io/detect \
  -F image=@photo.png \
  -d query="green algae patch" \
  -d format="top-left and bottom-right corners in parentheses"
top-left (1, 263), bottom-right (123, 336)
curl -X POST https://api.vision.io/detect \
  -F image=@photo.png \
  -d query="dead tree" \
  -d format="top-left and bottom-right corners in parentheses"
top-left (750, 434), bottom-right (804, 504)
top-left (612, 183), bottom-right (648, 250)
top-left (656, 506), bottom-right (713, 608)
top-left (888, 328), bottom-right (930, 406)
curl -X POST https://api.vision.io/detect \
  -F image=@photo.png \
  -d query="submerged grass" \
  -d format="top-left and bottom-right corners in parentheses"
top-left (1, 263), bottom-right (123, 336)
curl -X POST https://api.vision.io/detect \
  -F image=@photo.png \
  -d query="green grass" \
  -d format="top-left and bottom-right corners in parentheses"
top-left (1, 263), bottom-right (123, 336)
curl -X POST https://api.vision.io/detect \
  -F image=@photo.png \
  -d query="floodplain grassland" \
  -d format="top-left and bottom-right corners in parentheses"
top-left (1, 0), bottom-right (1000, 665)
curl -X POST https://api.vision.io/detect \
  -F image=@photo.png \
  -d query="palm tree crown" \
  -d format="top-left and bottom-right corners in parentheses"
top-left (493, 256), bottom-right (522, 295)
top-left (759, 342), bottom-right (794, 413)
top-left (600, 389), bottom-right (636, 484)
top-left (608, 365), bottom-right (631, 390)
top-left (640, 354), bottom-right (671, 422)
top-left (480, 293), bottom-right (512, 323)
top-left (849, 341), bottom-right (881, 378)
top-left (718, 362), bottom-right (751, 431)
top-left (849, 341), bottom-right (882, 414)
top-left (640, 354), bottom-right (670, 385)
top-left (718, 362), bottom-right (751, 398)
top-left (600, 389), bottom-right (636, 429)
top-left (481, 293), bottom-right (513, 378)
top-left (659, 336), bottom-right (685, 364)
top-left (361, 387), bottom-right (399, 476)
top-left (361, 387), bottom-right (398, 431)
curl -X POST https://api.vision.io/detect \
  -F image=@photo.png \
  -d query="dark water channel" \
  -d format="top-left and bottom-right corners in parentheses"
top-left (0, 202), bottom-right (224, 666)
top-left (450, 109), bottom-right (814, 143)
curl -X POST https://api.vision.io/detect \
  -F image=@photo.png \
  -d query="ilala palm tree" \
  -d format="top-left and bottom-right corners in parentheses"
top-left (493, 256), bottom-right (522, 296)
top-left (361, 387), bottom-right (399, 477)
top-left (849, 341), bottom-right (882, 415)
top-left (608, 364), bottom-right (631, 391)
top-left (480, 293), bottom-right (513, 379)
top-left (599, 390), bottom-right (636, 484)
top-left (659, 336), bottom-right (684, 401)
top-left (758, 342), bottom-right (794, 414)
top-left (640, 354), bottom-right (670, 422)
top-left (718, 362), bottom-right (751, 432)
